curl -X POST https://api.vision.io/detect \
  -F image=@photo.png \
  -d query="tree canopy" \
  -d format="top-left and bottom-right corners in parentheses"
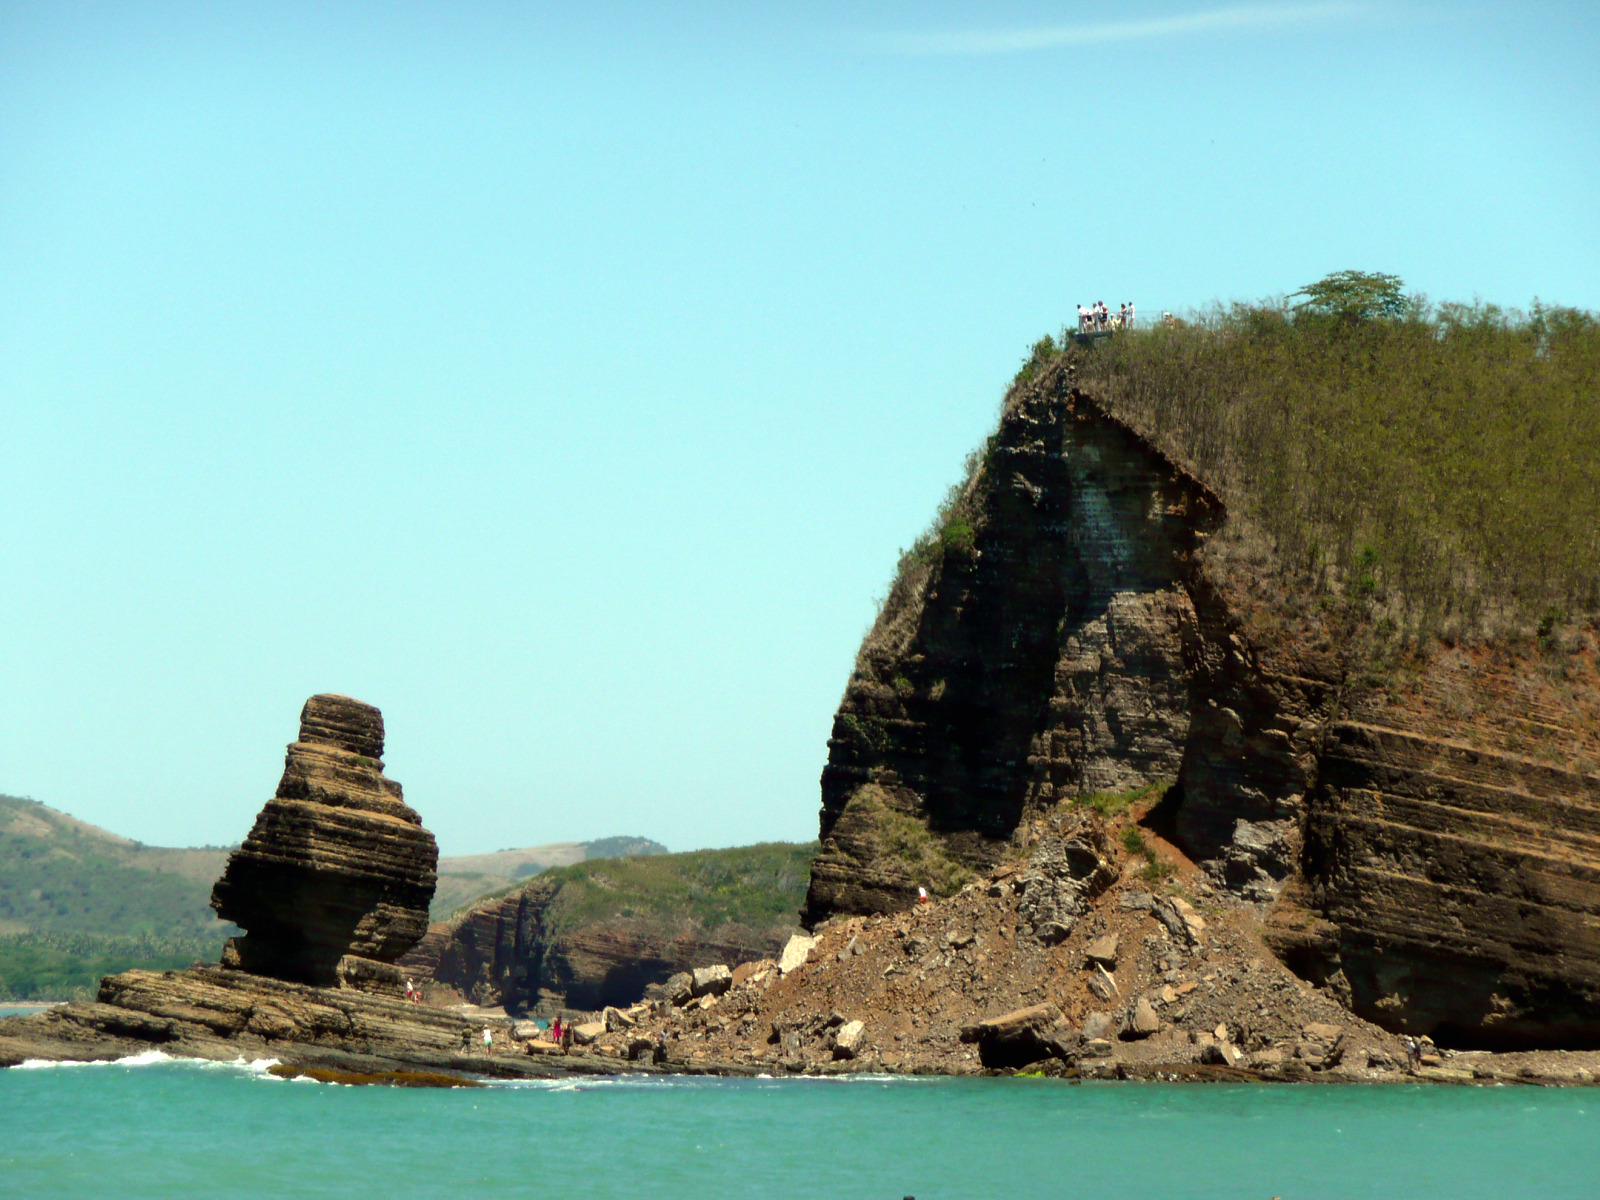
top-left (1292, 270), bottom-right (1412, 322)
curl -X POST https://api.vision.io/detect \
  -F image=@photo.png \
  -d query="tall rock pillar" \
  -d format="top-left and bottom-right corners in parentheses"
top-left (210, 694), bottom-right (439, 992)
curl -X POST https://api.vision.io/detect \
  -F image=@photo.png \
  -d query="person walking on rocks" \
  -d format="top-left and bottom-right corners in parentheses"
top-left (917, 886), bottom-right (930, 906)
top-left (481, 1025), bottom-right (494, 1057)
top-left (560, 1020), bottom-right (574, 1054)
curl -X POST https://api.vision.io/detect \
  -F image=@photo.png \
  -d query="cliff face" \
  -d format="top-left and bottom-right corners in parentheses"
top-left (210, 694), bottom-right (439, 991)
top-left (807, 369), bottom-right (1222, 921)
top-left (809, 359), bottom-right (1600, 1049)
top-left (401, 844), bottom-right (812, 1012)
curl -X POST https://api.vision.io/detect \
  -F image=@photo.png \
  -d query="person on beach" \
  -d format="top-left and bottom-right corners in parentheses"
top-left (481, 1025), bottom-right (494, 1057)
top-left (550, 1015), bottom-right (563, 1044)
top-left (561, 1020), bottom-right (575, 1053)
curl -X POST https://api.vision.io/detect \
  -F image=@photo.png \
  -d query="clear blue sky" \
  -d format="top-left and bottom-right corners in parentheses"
top-left (2, 1), bottom-right (1595, 856)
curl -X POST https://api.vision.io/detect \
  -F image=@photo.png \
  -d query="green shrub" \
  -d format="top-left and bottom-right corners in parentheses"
top-left (1077, 781), bottom-right (1171, 820)
top-left (1078, 284), bottom-right (1600, 637)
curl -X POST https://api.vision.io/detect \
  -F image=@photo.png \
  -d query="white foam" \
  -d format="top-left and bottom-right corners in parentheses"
top-left (14, 1050), bottom-right (280, 1074)
top-left (16, 1049), bottom-right (176, 1070)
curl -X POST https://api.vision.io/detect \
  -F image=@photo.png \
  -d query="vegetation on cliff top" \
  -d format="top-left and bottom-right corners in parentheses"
top-left (1074, 281), bottom-right (1599, 641)
top-left (471, 842), bottom-right (818, 938)
top-left (931, 277), bottom-right (1597, 650)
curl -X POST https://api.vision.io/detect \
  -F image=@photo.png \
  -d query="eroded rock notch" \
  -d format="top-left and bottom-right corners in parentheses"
top-left (211, 694), bottom-right (439, 991)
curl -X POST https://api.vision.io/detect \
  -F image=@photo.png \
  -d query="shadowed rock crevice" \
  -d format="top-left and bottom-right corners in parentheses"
top-left (210, 694), bottom-right (438, 991)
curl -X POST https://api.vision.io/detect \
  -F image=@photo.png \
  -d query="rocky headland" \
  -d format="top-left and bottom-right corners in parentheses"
top-left (4, 349), bottom-right (1597, 1086)
top-left (804, 362), bottom-right (1600, 1052)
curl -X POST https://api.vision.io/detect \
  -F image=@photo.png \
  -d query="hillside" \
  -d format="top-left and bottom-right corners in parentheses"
top-left (0, 795), bottom-right (233, 942)
top-left (430, 836), bottom-right (667, 919)
top-left (0, 793), bottom-right (669, 998)
top-left (809, 281), bottom-right (1600, 1050)
top-left (404, 842), bottom-right (817, 1012)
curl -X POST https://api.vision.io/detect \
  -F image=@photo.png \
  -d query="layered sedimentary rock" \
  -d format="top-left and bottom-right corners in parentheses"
top-left (210, 694), bottom-right (439, 990)
top-left (808, 357), bottom-right (1600, 1048)
top-left (0, 966), bottom-right (645, 1079)
top-left (806, 370), bottom-right (1222, 922)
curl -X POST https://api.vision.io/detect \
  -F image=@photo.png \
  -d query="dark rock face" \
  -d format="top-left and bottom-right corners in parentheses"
top-left (401, 878), bottom-right (786, 1013)
top-left (210, 694), bottom-right (438, 989)
top-left (805, 373), bottom-right (1221, 923)
top-left (808, 358), bottom-right (1600, 1049)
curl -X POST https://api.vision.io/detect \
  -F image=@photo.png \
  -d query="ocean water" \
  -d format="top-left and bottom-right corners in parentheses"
top-left (0, 1054), bottom-right (1594, 1199)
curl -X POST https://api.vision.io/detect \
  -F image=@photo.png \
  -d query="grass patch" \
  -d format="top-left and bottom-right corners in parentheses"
top-left (1077, 782), bottom-right (1171, 820)
top-left (845, 785), bottom-right (975, 897)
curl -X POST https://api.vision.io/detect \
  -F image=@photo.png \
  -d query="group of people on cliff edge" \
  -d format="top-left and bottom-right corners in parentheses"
top-left (1076, 301), bottom-right (1134, 333)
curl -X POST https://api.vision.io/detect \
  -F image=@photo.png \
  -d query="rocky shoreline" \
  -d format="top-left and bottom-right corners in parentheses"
top-left (6, 806), bottom-right (1599, 1087)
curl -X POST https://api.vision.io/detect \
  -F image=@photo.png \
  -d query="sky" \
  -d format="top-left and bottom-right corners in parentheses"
top-left (1, 1), bottom-right (1595, 857)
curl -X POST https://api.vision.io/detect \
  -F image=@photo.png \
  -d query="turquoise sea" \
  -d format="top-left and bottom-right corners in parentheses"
top-left (0, 1047), bottom-right (1594, 1199)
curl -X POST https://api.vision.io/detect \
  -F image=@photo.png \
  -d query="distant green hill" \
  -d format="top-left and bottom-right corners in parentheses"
top-left (0, 794), bottom-right (237, 999)
top-left (0, 793), bottom-right (673, 998)
top-left (539, 841), bottom-right (815, 938)
top-left (430, 835), bottom-right (668, 919)
top-left (0, 795), bottom-right (233, 940)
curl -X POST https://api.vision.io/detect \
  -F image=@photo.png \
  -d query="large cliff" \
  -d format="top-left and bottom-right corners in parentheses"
top-left (807, 357), bottom-right (1600, 1049)
top-left (402, 843), bottom-right (812, 1012)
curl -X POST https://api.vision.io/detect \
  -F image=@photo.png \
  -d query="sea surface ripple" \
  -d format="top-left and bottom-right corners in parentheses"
top-left (1, 1054), bottom-right (1594, 1198)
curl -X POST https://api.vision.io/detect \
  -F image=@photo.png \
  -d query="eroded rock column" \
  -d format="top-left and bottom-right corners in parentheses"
top-left (211, 694), bottom-right (438, 992)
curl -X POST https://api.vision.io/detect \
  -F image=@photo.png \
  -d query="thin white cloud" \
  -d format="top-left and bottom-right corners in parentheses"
top-left (877, 3), bottom-right (1370, 56)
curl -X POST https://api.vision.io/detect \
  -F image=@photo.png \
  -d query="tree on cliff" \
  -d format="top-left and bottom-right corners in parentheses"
top-left (1292, 270), bottom-right (1413, 323)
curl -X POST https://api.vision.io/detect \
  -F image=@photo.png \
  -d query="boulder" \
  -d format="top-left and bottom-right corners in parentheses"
top-left (959, 1003), bottom-right (1074, 1069)
top-left (1084, 934), bottom-right (1119, 969)
top-left (779, 934), bottom-right (818, 974)
top-left (731, 959), bottom-right (776, 988)
top-left (1080, 1038), bottom-right (1116, 1059)
top-left (210, 695), bottom-right (439, 988)
top-left (662, 972), bottom-right (694, 1006)
top-left (1154, 897), bottom-right (1206, 947)
top-left (1200, 1042), bottom-right (1243, 1067)
top-left (691, 965), bottom-right (732, 998)
top-left (603, 1006), bottom-right (635, 1032)
top-left (1082, 1011), bottom-right (1115, 1041)
top-left (1125, 997), bottom-right (1161, 1039)
top-left (834, 1020), bottom-right (866, 1060)
top-left (572, 1021), bottom-right (605, 1046)
top-left (1120, 892), bottom-right (1155, 911)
